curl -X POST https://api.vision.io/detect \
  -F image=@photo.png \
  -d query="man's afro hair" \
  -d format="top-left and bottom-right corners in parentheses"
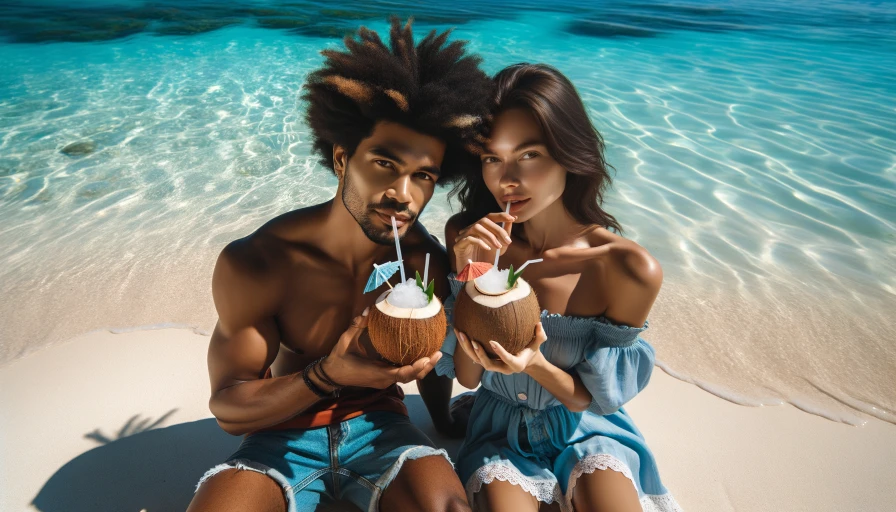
top-left (303, 17), bottom-right (494, 184)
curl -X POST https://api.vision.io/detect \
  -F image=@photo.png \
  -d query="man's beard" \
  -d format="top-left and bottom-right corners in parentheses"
top-left (342, 165), bottom-right (419, 246)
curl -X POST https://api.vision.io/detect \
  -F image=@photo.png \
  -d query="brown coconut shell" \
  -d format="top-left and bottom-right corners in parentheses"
top-left (453, 276), bottom-right (541, 358)
top-left (368, 292), bottom-right (447, 366)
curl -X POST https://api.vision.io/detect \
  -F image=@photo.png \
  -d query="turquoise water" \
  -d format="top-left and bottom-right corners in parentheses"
top-left (1, 1), bottom-right (894, 425)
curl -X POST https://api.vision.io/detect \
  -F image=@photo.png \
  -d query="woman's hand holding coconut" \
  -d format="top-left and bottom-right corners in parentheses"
top-left (455, 322), bottom-right (547, 375)
top-left (320, 308), bottom-right (442, 390)
top-left (450, 209), bottom-right (544, 360)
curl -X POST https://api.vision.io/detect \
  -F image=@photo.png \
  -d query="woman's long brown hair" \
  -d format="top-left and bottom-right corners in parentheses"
top-left (451, 63), bottom-right (622, 233)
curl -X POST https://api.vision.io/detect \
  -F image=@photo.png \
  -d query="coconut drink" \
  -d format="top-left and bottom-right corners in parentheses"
top-left (454, 262), bottom-right (542, 358)
top-left (368, 275), bottom-right (447, 366)
top-left (363, 217), bottom-right (447, 366)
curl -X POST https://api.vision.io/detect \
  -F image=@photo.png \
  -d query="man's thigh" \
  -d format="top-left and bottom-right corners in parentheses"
top-left (192, 427), bottom-right (333, 512)
top-left (380, 455), bottom-right (470, 512)
top-left (187, 467), bottom-right (286, 512)
top-left (337, 411), bottom-right (461, 511)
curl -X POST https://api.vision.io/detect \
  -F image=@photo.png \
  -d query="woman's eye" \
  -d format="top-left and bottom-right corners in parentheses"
top-left (521, 151), bottom-right (539, 160)
top-left (375, 160), bottom-right (394, 169)
top-left (482, 156), bottom-right (499, 164)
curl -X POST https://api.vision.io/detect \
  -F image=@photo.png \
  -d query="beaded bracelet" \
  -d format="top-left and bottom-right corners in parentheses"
top-left (314, 356), bottom-right (344, 392)
top-left (311, 364), bottom-right (340, 398)
top-left (302, 358), bottom-right (333, 399)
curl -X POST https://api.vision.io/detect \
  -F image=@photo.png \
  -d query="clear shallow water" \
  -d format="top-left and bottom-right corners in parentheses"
top-left (1, 1), bottom-right (894, 425)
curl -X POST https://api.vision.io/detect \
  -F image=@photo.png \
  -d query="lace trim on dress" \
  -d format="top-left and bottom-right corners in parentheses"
top-left (465, 461), bottom-right (565, 509)
top-left (567, 454), bottom-right (684, 512)
top-left (641, 493), bottom-right (685, 512)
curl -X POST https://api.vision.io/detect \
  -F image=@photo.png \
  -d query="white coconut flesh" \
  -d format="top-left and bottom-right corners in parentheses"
top-left (375, 291), bottom-right (443, 319)
top-left (466, 277), bottom-right (532, 308)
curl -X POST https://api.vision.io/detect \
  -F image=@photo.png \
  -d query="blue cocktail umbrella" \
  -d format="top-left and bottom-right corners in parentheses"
top-left (364, 260), bottom-right (402, 293)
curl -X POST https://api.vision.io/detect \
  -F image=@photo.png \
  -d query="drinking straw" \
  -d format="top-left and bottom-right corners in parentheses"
top-left (392, 216), bottom-right (406, 282)
top-left (494, 201), bottom-right (512, 267)
top-left (515, 258), bottom-right (544, 273)
top-left (423, 253), bottom-right (430, 284)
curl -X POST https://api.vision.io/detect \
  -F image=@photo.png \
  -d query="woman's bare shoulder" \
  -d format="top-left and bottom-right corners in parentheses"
top-left (583, 226), bottom-right (662, 290)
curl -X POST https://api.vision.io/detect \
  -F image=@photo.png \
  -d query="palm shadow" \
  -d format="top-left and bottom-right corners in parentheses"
top-left (32, 411), bottom-right (241, 512)
top-left (32, 397), bottom-right (466, 512)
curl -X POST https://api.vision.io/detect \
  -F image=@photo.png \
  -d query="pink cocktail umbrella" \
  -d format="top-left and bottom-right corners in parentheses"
top-left (457, 260), bottom-right (493, 282)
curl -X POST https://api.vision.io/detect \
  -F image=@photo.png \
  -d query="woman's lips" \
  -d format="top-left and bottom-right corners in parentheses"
top-left (507, 199), bottom-right (530, 215)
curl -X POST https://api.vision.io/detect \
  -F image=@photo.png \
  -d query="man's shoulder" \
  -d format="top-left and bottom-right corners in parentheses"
top-left (214, 236), bottom-right (283, 301)
top-left (215, 205), bottom-right (325, 282)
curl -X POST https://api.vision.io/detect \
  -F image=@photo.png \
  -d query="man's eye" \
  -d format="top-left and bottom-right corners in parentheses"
top-left (482, 156), bottom-right (499, 164)
top-left (414, 172), bottom-right (434, 182)
top-left (521, 151), bottom-right (539, 160)
top-left (375, 160), bottom-right (394, 169)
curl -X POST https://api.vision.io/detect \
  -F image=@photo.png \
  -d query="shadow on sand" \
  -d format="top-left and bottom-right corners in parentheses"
top-left (32, 395), bottom-right (466, 512)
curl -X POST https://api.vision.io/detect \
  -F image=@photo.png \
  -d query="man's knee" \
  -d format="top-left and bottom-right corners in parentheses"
top-left (379, 454), bottom-right (470, 512)
top-left (188, 467), bottom-right (287, 512)
top-left (443, 493), bottom-right (473, 512)
top-left (395, 492), bottom-right (471, 512)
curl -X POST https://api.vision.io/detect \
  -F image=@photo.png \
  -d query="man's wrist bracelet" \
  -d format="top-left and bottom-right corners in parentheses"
top-left (302, 358), bottom-right (332, 399)
top-left (315, 356), bottom-right (345, 390)
top-left (311, 360), bottom-right (341, 398)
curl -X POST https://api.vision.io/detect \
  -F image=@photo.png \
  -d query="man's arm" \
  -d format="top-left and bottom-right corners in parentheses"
top-left (207, 239), bottom-right (441, 436)
top-left (206, 241), bottom-right (329, 436)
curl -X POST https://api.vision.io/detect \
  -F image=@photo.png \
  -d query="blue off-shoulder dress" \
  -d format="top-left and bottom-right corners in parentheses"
top-left (436, 274), bottom-right (681, 512)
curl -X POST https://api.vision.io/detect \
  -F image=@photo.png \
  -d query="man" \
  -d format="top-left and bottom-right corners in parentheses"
top-left (188, 19), bottom-right (493, 512)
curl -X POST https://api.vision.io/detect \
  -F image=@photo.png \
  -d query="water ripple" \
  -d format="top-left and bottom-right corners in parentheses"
top-left (1, 7), bottom-right (894, 424)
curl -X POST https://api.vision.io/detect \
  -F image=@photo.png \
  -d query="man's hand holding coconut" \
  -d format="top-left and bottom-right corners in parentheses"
top-left (319, 307), bottom-right (442, 390)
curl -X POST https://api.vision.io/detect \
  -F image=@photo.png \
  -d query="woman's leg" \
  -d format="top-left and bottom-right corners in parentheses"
top-left (474, 480), bottom-right (546, 512)
top-left (570, 469), bottom-right (641, 512)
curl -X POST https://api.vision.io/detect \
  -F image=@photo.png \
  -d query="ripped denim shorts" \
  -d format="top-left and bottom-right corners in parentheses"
top-left (196, 411), bottom-right (450, 512)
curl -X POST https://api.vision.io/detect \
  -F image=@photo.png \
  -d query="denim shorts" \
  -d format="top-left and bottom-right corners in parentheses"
top-left (195, 411), bottom-right (450, 512)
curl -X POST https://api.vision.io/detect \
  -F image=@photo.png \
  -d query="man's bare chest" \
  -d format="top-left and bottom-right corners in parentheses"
top-left (270, 268), bottom-right (381, 373)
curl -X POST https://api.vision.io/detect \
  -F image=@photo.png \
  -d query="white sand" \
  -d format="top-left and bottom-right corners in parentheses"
top-left (1, 328), bottom-right (894, 512)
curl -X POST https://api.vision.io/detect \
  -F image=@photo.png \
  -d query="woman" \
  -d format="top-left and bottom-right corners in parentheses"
top-left (437, 64), bottom-right (681, 512)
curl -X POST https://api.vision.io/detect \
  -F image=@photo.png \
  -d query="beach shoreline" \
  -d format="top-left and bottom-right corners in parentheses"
top-left (2, 326), bottom-right (894, 512)
top-left (3, 259), bottom-right (893, 428)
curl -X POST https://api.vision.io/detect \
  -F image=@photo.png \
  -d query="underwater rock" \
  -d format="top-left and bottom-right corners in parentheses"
top-left (292, 24), bottom-right (355, 39)
top-left (236, 7), bottom-right (301, 17)
top-left (319, 9), bottom-right (378, 21)
top-left (153, 19), bottom-right (241, 36)
top-left (61, 141), bottom-right (96, 156)
top-left (615, 13), bottom-right (751, 33)
top-left (566, 20), bottom-right (660, 38)
top-left (256, 17), bottom-right (311, 30)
